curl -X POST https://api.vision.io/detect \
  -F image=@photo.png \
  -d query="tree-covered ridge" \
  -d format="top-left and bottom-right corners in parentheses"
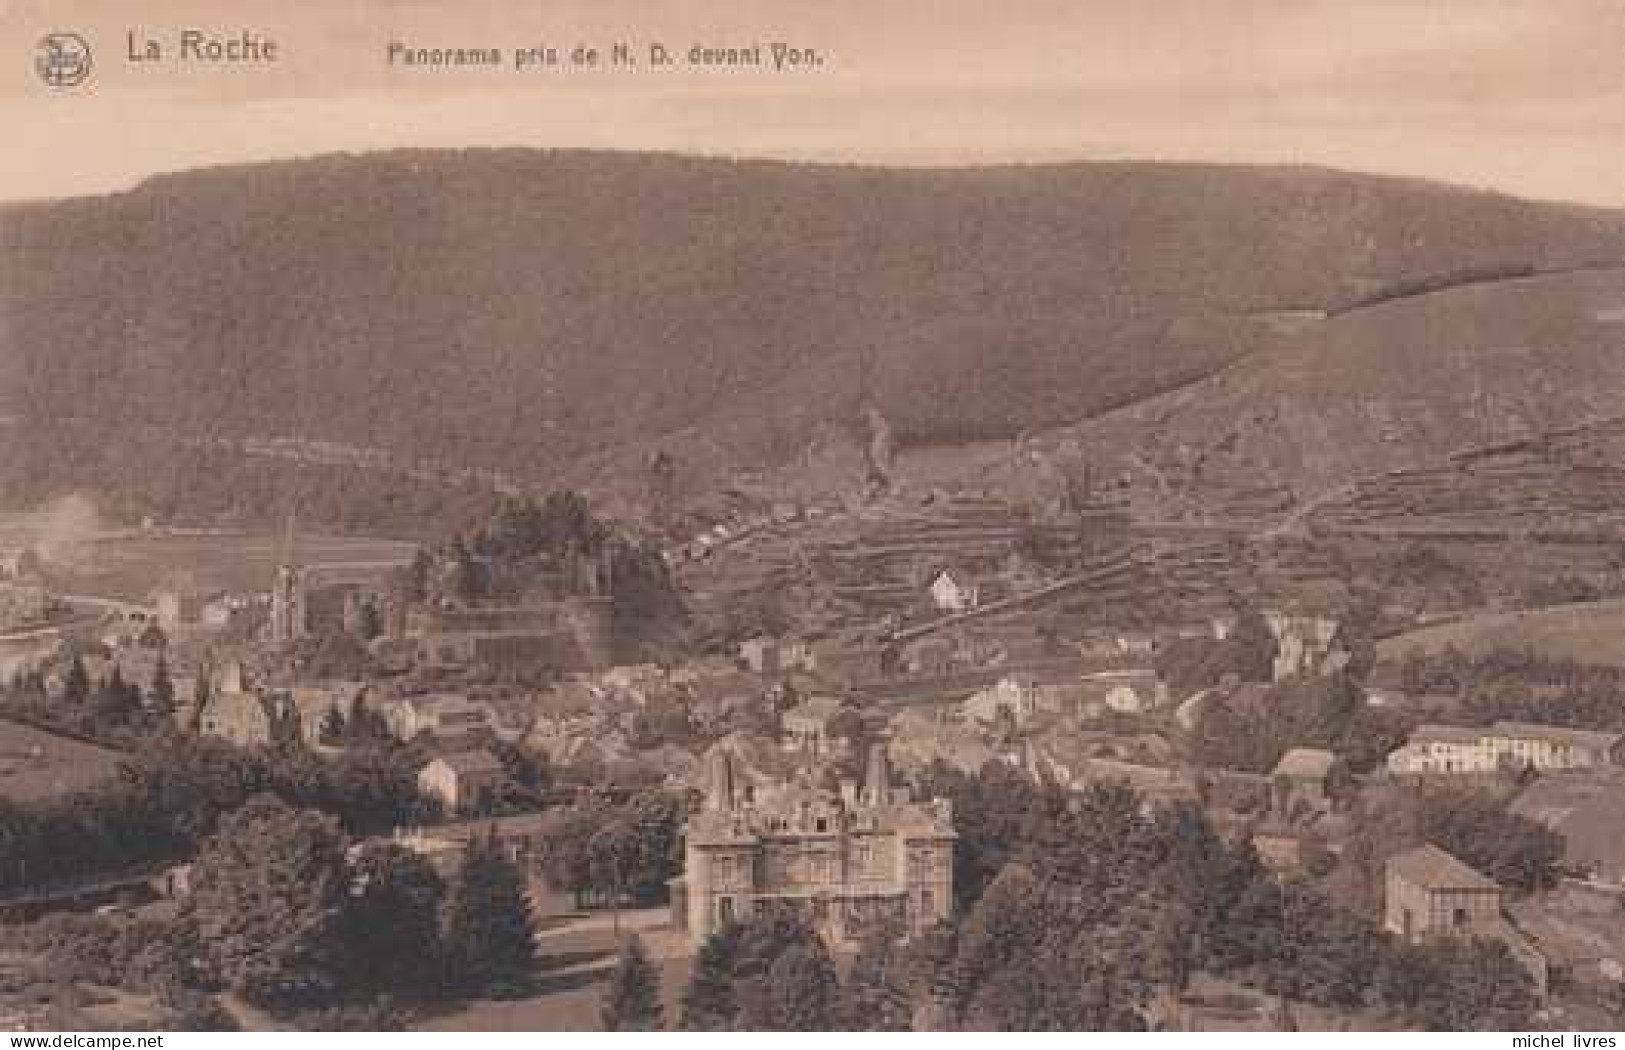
top-left (9, 151), bottom-right (1625, 521)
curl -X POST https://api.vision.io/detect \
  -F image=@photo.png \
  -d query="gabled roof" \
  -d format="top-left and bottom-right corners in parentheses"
top-left (1387, 844), bottom-right (1498, 892)
top-left (1272, 747), bottom-right (1337, 780)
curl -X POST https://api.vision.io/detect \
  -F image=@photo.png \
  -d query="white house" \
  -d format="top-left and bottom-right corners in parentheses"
top-left (418, 750), bottom-right (505, 813)
top-left (1387, 721), bottom-right (1622, 775)
top-left (929, 571), bottom-right (979, 613)
top-left (739, 636), bottom-right (815, 676)
top-left (382, 693), bottom-right (492, 742)
top-left (1264, 612), bottom-right (1343, 681)
top-left (962, 676), bottom-right (1037, 728)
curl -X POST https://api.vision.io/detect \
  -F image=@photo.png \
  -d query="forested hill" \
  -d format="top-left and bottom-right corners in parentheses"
top-left (5, 150), bottom-right (1625, 521)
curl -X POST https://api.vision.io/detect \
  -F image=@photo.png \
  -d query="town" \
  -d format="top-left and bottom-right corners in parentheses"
top-left (2, 417), bottom-right (1625, 1033)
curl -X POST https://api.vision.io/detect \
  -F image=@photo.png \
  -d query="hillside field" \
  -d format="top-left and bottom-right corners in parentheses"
top-left (1376, 598), bottom-right (1625, 668)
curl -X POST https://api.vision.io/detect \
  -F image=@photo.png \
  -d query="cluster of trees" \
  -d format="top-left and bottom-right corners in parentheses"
top-left (1334, 785), bottom-right (1564, 908)
top-left (400, 491), bottom-right (688, 660)
top-left (3, 653), bottom-right (178, 744)
top-left (901, 763), bottom-right (1535, 1031)
top-left (23, 794), bottom-right (538, 1026)
top-left (0, 730), bottom-right (436, 897)
top-left (1367, 545), bottom-right (1484, 610)
top-left (678, 907), bottom-right (904, 1031)
top-left (1189, 672), bottom-right (1414, 774)
top-left (1397, 646), bottom-right (1625, 734)
top-left (1154, 604), bottom-right (1279, 697)
top-left (537, 791), bottom-right (684, 912)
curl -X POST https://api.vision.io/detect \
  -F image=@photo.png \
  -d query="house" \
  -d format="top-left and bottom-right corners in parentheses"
top-left (782, 695), bottom-right (847, 754)
top-left (1384, 844), bottom-right (1504, 943)
top-left (1022, 738), bottom-right (1199, 810)
top-left (739, 636), bottom-right (815, 676)
top-left (382, 693), bottom-right (493, 743)
top-left (418, 750), bottom-right (506, 814)
top-left (1387, 721), bottom-right (1622, 776)
top-left (1114, 632), bottom-right (1158, 658)
top-left (1270, 747), bottom-right (1342, 819)
top-left (929, 571), bottom-right (979, 613)
top-left (1264, 612), bottom-right (1343, 681)
top-left (152, 582), bottom-right (233, 635)
top-left (1384, 844), bottom-right (1549, 994)
top-left (961, 676), bottom-right (1037, 729)
top-left (407, 596), bottom-right (612, 673)
top-left (673, 744), bottom-right (955, 945)
top-left (199, 688), bottom-right (298, 748)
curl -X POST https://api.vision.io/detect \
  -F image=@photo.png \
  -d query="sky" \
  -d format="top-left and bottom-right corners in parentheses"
top-left (4, 0), bottom-right (1625, 205)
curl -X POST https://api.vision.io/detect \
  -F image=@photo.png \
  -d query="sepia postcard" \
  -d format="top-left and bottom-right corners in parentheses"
top-left (4, 0), bottom-right (1625, 1038)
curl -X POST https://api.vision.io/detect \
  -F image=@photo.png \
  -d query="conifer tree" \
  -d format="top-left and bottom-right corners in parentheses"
top-left (188, 670), bottom-right (212, 733)
top-left (680, 925), bottom-right (740, 1031)
top-left (62, 653), bottom-right (90, 706)
top-left (150, 654), bottom-right (177, 719)
top-left (600, 934), bottom-right (663, 1031)
top-left (441, 832), bottom-right (536, 995)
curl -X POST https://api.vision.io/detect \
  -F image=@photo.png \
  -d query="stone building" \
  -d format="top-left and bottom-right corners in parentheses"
top-left (1384, 844), bottom-right (1503, 942)
top-left (781, 695), bottom-right (846, 755)
top-left (1264, 612), bottom-right (1343, 681)
top-left (1387, 721), bottom-right (1621, 776)
top-left (1270, 747), bottom-right (1343, 819)
top-left (1383, 843), bottom-right (1549, 994)
top-left (407, 596), bottom-right (611, 674)
top-left (418, 750), bottom-right (505, 814)
top-left (198, 686), bottom-right (301, 749)
top-left (674, 743), bottom-right (955, 946)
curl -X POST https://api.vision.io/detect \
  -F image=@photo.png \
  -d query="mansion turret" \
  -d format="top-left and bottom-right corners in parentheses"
top-left (673, 743), bottom-right (955, 945)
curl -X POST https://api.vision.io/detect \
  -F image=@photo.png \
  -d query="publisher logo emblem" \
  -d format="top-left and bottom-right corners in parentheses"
top-left (35, 32), bottom-right (92, 88)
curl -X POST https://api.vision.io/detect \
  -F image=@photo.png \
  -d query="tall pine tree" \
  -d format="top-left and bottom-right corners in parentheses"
top-left (62, 653), bottom-right (90, 706)
top-left (183, 795), bottom-right (351, 1009)
top-left (149, 654), bottom-right (177, 720)
top-left (342, 843), bottom-right (447, 999)
top-left (441, 832), bottom-right (536, 996)
top-left (600, 934), bottom-right (663, 1031)
top-left (680, 925), bottom-right (740, 1031)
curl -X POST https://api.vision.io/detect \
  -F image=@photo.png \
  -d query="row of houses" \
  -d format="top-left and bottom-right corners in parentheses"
top-left (1386, 721), bottom-right (1622, 775)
